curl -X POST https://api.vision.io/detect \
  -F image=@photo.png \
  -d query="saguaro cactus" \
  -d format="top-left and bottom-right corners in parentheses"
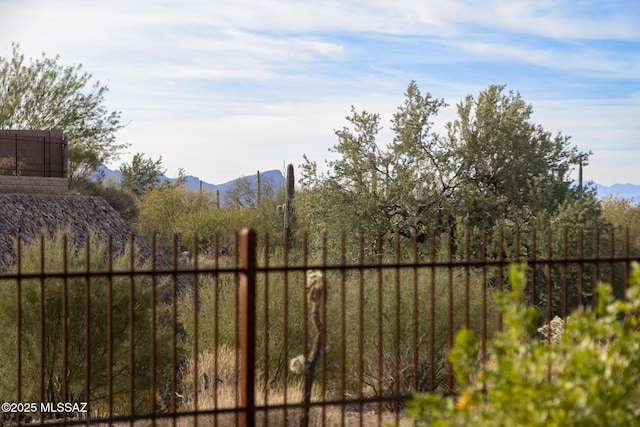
top-left (283, 164), bottom-right (296, 247)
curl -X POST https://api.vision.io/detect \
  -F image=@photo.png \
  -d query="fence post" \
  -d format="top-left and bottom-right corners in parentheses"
top-left (240, 228), bottom-right (257, 427)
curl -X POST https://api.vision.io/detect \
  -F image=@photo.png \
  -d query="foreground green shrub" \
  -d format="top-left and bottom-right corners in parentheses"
top-left (405, 262), bottom-right (640, 426)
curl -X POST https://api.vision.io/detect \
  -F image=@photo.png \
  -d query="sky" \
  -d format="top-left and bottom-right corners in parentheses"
top-left (1, 0), bottom-right (639, 186)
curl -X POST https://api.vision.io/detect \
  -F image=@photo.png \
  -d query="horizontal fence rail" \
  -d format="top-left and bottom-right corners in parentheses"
top-left (0, 227), bottom-right (637, 426)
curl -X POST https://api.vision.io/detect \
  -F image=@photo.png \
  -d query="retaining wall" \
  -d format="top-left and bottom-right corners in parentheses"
top-left (0, 175), bottom-right (69, 194)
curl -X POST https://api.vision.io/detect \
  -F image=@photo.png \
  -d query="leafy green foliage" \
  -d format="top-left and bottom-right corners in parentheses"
top-left (0, 43), bottom-right (127, 180)
top-left (448, 86), bottom-right (588, 230)
top-left (137, 184), bottom-right (284, 255)
top-left (222, 173), bottom-right (277, 209)
top-left (136, 184), bottom-right (198, 253)
top-left (71, 177), bottom-right (140, 222)
top-left (300, 82), bottom-right (451, 248)
top-left (300, 82), bottom-right (598, 258)
top-left (0, 232), bottom-right (175, 415)
top-left (120, 153), bottom-right (166, 196)
top-left (601, 195), bottom-right (640, 254)
top-left (405, 263), bottom-right (640, 426)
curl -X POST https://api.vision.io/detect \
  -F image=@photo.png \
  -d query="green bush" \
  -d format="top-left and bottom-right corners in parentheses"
top-left (405, 262), bottom-right (640, 426)
top-left (70, 177), bottom-right (140, 222)
top-left (0, 232), bottom-right (175, 416)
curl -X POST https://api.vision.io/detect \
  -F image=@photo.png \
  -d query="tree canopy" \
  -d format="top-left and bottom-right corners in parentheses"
top-left (120, 152), bottom-right (165, 196)
top-left (447, 85), bottom-right (588, 230)
top-left (0, 43), bottom-right (128, 180)
top-left (300, 82), bottom-right (598, 248)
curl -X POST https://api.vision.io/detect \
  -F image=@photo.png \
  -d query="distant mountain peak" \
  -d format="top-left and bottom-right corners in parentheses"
top-left (92, 165), bottom-right (639, 204)
top-left (594, 183), bottom-right (640, 203)
top-left (92, 165), bottom-right (285, 199)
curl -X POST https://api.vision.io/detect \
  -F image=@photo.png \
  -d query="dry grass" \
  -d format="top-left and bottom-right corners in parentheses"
top-left (53, 346), bottom-right (411, 426)
top-left (173, 347), bottom-right (411, 426)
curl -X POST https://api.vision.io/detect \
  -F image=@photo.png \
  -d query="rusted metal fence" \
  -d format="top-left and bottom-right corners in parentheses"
top-left (0, 227), bottom-right (637, 426)
top-left (0, 130), bottom-right (67, 177)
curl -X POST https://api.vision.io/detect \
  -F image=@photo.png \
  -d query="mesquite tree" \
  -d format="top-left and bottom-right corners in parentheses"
top-left (0, 43), bottom-right (127, 181)
top-left (300, 82), bottom-right (600, 253)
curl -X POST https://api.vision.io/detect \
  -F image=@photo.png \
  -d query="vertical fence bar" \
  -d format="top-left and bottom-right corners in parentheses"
top-left (14, 133), bottom-right (18, 175)
top-left (375, 233), bottom-right (383, 422)
top-left (171, 234), bottom-right (179, 426)
top-left (411, 231), bottom-right (419, 392)
top-left (192, 235), bottom-right (200, 426)
top-left (16, 236), bottom-right (22, 423)
top-left (84, 235), bottom-right (92, 413)
top-left (38, 235), bottom-right (45, 424)
top-left (339, 231), bottom-right (346, 426)
top-left (234, 233), bottom-right (241, 426)
top-left (393, 232), bottom-right (401, 419)
top-left (624, 228), bottom-right (630, 296)
top-left (301, 232), bottom-right (310, 427)
top-left (593, 228), bottom-right (600, 311)
top-left (62, 235), bottom-right (69, 420)
top-left (497, 229), bottom-right (504, 331)
top-left (608, 228), bottom-right (614, 291)
top-left (428, 231), bottom-right (436, 391)
top-left (464, 229), bottom-right (470, 329)
top-left (149, 234), bottom-right (157, 425)
top-left (106, 235), bottom-right (114, 420)
top-left (577, 228), bottom-right (584, 308)
top-left (42, 136), bottom-right (46, 177)
top-left (481, 229), bottom-right (487, 364)
top-left (239, 228), bottom-right (256, 427)
top-left (212, 235), bottom-right (220, 427)
top-left (358, 233), bottom-right (365, 427)
top-left (530, 229), bottom-right (537, 308)
top-left (128, 236), bottom-right (136, 419)
top-left (546, 229), bottom-right (552, 326)
top-left (281, 233), bottom-right (290, 425)
top-left (262, 234), bottom-right (270, 424)
top-left (562, 229), bottom-right (568, 318)
top-left (446, 229), bottom-right (454, 392)
top-left (320, 233), bottom-right (328, 426)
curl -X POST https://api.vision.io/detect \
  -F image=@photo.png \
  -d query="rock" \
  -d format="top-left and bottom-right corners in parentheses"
top-left (0, 194), bottom-right (173, 273)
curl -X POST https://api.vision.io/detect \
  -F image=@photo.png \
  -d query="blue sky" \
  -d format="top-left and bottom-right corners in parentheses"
top-left (1, 0), bottom-right (638, 186)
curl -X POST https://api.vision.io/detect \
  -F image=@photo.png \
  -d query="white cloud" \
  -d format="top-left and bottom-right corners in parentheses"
top-left (1, 0), bottom-right (638, 186)
top-left (445, 39), bottom-right (639, 79)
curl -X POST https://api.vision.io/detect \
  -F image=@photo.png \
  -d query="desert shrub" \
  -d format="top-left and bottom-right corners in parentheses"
top-left (98, 185), bottom-right (140, 222)
top-left (137, 185), bottom-right (283, 256)
top-left (601, 195), bottom-right (640, 256)
top-left (178, 255), bottom-right (501, 406)
top-left (70, 177), bottom-right (139, 222)
top-left (405, 262), bottom-right (640, 426)
top-left (0, 231), bottom-right (175, 416)
top-left (178, 206), bottom-right (263, 253)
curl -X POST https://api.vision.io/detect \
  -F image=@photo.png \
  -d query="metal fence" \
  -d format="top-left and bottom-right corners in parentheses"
top-left (0, 227), bottom-right (637, 426)
top-left (0, 130), bottom-right (67, 178)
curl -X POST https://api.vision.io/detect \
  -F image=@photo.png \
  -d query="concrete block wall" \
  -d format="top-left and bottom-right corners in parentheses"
top-left (0, 176), bottom-right (69, 194)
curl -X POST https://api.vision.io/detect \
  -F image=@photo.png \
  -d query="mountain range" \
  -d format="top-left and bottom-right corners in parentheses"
top-left (94, 165), bottom-right (640, 203)
top-left (93, 164), bottom-right (286, 200)
top-left (593, 183), bottom-right (640, 203)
